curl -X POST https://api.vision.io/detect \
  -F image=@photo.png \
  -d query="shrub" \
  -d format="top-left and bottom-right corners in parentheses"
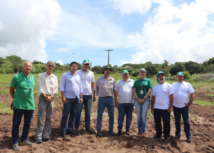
top-left (183, 71), bottom-right (191, 79)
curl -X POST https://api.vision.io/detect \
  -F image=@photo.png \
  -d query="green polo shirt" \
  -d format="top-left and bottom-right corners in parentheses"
top-left (133, 78), bottom-right (153, 98)
top-left (10, 72), bottom-right (36, 110)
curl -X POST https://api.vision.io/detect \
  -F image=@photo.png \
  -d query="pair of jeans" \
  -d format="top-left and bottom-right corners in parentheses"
top-left (154, 109), bottom-right (170, 138)
top-left (117, 103), bottom-right (134, 131)
top-left (60, 98), bottom-right (79, 133)
top-left (12, 108), bottom-right (34, 144)
top-left (134, 98), bottom-right (150, 133)
top-left (36, 95), bottom-right (54, 140)
top-left (173, 106), bottom-right (191, 138)
top-left (96, 97), bottom-right (114, 131)
top-left (75, 95), bottom-right (92, 129)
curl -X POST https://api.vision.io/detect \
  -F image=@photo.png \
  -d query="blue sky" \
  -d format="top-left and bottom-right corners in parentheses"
top-left (1, 0), bottom-right (214, 66)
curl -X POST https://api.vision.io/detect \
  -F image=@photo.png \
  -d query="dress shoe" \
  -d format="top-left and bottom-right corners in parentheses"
top-left (86, 127), bottom-right (95, 133)
top-left (96, 130), bottom-right (102, 137)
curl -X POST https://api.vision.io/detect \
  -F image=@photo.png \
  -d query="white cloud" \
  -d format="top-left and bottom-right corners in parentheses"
top-left (120, 0), bottom-right (214, 64)
top-left (51, 1), bottom-right (126, 52)
top-left (112, 0), bottom-right (154, 15)
top-left (56, 60), bottom-right (63, 65)
top-left (0, 0), bottom-right (61, 62)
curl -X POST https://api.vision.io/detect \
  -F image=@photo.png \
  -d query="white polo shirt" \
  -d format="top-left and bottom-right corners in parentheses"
top-left (115, 78), bottom-right (134, 103)
top-left (172, 81), bottom-right (195, 108)
top-left (152, 82), bottom-right (173, 110)
top-left (77, 69), bottom-right (95, 95)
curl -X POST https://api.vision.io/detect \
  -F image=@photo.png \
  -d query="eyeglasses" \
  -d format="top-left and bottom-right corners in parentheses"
top-left (48, 65), bottom-right (54, 67)
top-left (84, 64), bottom-right (90, 66)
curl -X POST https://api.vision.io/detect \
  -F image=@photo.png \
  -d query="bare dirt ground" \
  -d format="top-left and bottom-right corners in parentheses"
top-left (0, 93), bottom-right (214, 153)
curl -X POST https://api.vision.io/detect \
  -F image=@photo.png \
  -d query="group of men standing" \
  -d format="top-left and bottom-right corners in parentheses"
top-left (10, 60), bottom-right (195, 151)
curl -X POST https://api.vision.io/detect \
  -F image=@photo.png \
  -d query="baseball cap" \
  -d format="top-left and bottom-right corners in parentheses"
top-left (122, 70), bottom-right (129, 74)
top-left (83, 59), bottom-right (90, 64)
top-left (103, 66), bottom-right (112, 74)
top-left (176, 72), bottom-right (184, 76)
top-left (140, 68), bottom-right (146, 72)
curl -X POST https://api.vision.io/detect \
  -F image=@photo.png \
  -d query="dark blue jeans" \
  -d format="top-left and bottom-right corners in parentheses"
top-left (96, 97), bottom-right (114, 131)
top-left (154, 109), bottom-right (170, 139)
top-left (173, 106), bottom-right (191, 138)
top-left (60, 98), bottom-right (79, 133)
top-left (118, 103), bottom-right (134, 131)
top-left (12, 108), bottom-right (34, 144)
top-left (75, 95), bottom-right (92, 129)
top-left (134, 98), bottom-right (150, 133)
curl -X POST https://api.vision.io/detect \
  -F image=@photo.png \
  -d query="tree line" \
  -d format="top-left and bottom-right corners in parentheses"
top-left (1, 55), bottom-right (214, 77)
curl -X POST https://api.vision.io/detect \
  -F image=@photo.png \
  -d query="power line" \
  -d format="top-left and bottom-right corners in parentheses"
top-left (105, 49), bottom-right (113, 66)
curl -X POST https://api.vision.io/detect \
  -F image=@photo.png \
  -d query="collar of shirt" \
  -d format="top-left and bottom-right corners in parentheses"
top-left (102, 75), bottom-right (112, 80)
top-left (68, 71), bottom-right (77, 76)
top-left (44, 72), bottom-right (53, 77)
top-left (21, 71), bottom-right (32, 78)
top-left (122, 78), bottom-right (131, 83)
top-left (81, 69), bottom-right (89, 73)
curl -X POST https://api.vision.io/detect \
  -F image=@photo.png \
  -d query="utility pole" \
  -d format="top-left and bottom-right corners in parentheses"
top-left (105, 49), bottom-right (113, 66)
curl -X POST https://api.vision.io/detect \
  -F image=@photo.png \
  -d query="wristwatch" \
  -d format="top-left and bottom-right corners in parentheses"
top-left (80, 97), bottom-right (83, 99)
top-left (188, 102), bottom-right (191, 106)
top-left (143, 97), bottom-right (146, 100)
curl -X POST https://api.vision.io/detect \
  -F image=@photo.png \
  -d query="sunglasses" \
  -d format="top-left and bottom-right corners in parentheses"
top-left (48, 65), bottom-right (54, 67)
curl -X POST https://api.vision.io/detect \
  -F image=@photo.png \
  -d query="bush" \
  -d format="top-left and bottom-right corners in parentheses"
top-left (183, 71), bottom-right (191, 79)
top-left (170, 62), bottom-right (186, 76)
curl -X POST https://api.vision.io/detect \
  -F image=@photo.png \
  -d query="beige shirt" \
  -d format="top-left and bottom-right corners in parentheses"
top-left (95, 76), bottom-right (115, 97)
top-left (37, 72), bottom-right (58, 95)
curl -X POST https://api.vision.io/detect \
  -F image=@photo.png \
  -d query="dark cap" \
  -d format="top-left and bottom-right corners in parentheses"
top-left (103, 66), bottom-right (112, 74)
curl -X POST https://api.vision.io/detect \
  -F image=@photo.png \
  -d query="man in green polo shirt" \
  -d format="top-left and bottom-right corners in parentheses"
top-left (10, 60), bottom-right (36, 151)
top-left (133, 68), bottom-right (153, 137)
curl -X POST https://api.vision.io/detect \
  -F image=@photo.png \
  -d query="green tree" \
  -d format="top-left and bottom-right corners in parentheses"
top-left (184, 61), bottom-right (202, 75)
top-left (6, 55), bottom-right (23, 72)
top-left (207, 57), bottom-right (214, 65)
top-left (170, 62), bottom-right (186, 76)
top-left (0, 57), bottom-right (5, 66)
top-left (145, 65), bottom-right (157, 77)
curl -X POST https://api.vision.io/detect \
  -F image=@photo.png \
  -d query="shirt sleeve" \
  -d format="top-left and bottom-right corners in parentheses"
top-left (133, 80), bottom-right (137, 88)
top-left (152, 87), bottom-right (155, 96)
top-left (60, 73), bottom-right (66, 92)
top-left (91, 72), bottom-right (95, 83)
top-left (10, 75), bottom-right (17, 88)
top-left (168, 84), bottom-right (174, 95)
top-left (37, 74), bottom-right (44, 93)
top-left (188, 83), bottom-right (195, 94)
top-left (115, 81), bottom-right (119, 92)
top-left (148, 79), bottom-right (153, 89)
top-left (53, 76), bottom-right (58, 94)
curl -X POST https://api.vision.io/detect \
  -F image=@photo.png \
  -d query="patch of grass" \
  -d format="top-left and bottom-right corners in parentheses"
top-left (0, 102), bottom-right (13, 114)
top-left (189, 113), bottom-right (198, 121)
top-left (0, 89), bottom-right (9, 95)
top-left (34, 90), bottom-right (39, 96)
top-left (194, 100), bottom-right (214, 106)
top-left (147, 111), bottom-right (153, 117)
top-left (54, 103), bottom-right (57, 108)
top-left (205, 93), bottom-right (214, 96)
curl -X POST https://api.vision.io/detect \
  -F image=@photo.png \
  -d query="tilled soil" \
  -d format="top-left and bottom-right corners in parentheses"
top-left (0, 94), bottom-right (214, 153)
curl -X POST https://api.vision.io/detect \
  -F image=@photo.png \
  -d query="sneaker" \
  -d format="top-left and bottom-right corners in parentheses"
top-left (174, 135), bottom-right (180, 140)
top-left (37, 139), bottom-right (42, 144)
top-left (153, 135), bottom-right (162, 139)
top-left (117, 130), bottom-right (122, 136)
top-left (187, 137), bottom-right (192, 143)
top-left (163, 138), bottom-right (168, 143)
top-left (43, 138), bottom-right (55, 142)
top-left (86, 127), bottom-right (95, 133)
top-left (20, 139), bottom-right (32, 145)
top-left (13, 144), bottom-right (20, 151)
top-left (61, 133), bottom-right (66, 140)
top-left (108, 129), bottom-right (116, 136)
top-left (96, 130), bottom-right (102, 137)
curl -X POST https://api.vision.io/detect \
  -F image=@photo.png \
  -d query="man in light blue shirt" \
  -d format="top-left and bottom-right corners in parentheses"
top-left (60, 62), bottom-right (83, 140)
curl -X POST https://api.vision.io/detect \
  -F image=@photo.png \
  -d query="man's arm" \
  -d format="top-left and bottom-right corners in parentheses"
top-left (91, 82), bottom-right (96, 102)
top-left (114, 91), bottom-right (118, 107)
top-left (168, 94), bottom-right (174, 113)
top-left (185, 93), bottom-right (195, 107)
top-left (151, 95), bottom-right (155, 114)
top-left (10, 86), bottom-right (15, 99)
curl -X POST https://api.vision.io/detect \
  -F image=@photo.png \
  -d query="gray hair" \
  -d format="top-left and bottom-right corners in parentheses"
top-left (46, 61), bottom-right (55, 66)
top-left (22, 60), bottom-right (32, 67)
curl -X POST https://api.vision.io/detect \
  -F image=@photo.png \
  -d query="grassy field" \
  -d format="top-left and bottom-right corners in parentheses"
top-left (1, 72), bottom-right (214, 110)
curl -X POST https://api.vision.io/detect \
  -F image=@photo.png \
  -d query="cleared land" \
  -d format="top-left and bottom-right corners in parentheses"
top-left (0, 73), bottom-right (214, 153)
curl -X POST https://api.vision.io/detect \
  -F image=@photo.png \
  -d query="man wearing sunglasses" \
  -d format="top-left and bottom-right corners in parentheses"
top-left (36, 61), bottom-right (58, 144)
top-left (75, 59), bottom-right (96, 133)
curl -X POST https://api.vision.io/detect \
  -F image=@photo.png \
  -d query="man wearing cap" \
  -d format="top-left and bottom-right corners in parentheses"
top-left (95, 66), bottom-right (116, 137)
top-left (172, 72), bottom-right (195, 143)
top-left (60, 61), bottom-right (83, 140)
top-left (151, 71), bottom-right (174, 143)
top-left (35, 61), bottom-right (58, 144)
top-left (75, 59), bottom-right (96, 133)
top-left (10, 61), bottom-right (36, 151)
top-left (133, 68), bottom-right (153, 137)
top-left (115, 70), bottom-right (134, 136)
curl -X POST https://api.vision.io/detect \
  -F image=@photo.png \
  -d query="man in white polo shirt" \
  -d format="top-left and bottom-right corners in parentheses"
top-left (172, 72), bottom-right (195, 143)
top-left (151, 71), bottom-right (174, 143)
top-left (75, 59), bottom-right (96, 133)
top-left (114, 70), bottom-right (134, 136)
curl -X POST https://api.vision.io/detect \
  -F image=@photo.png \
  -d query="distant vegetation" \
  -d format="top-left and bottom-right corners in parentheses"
top-left (0, 55), bottom-right (214, 79)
